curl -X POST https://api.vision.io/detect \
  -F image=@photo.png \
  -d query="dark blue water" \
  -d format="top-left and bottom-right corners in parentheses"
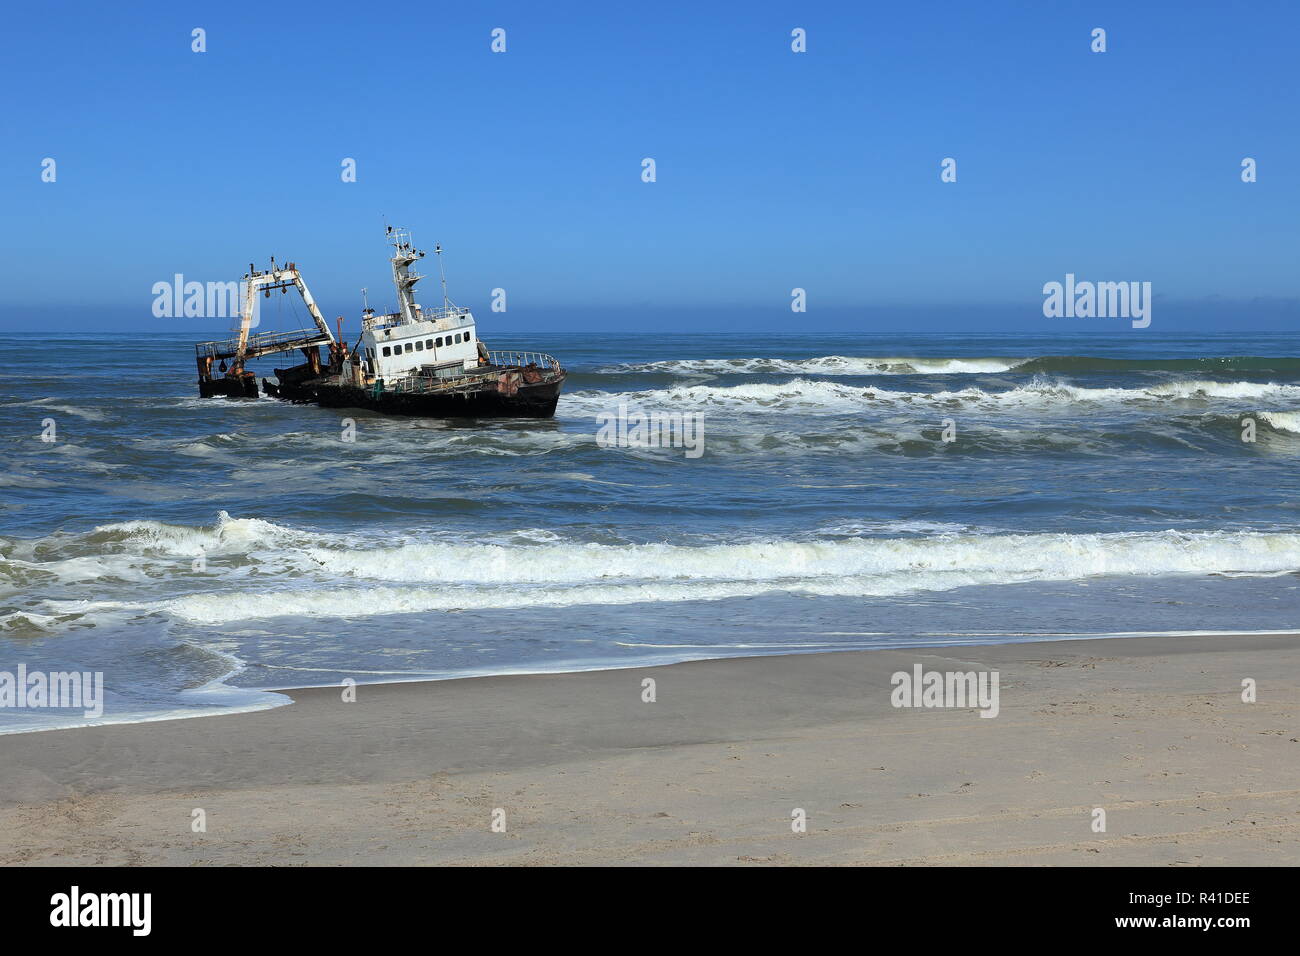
top-left (3, 331), bottom-right (1299, 731)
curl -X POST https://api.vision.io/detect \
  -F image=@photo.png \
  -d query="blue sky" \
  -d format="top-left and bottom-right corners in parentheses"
top-left (1, 0), bottom-right (1297, 333)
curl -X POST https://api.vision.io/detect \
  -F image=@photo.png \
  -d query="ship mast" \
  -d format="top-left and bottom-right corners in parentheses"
top-left (435, 243), bottom-right (451, 312)
top-left (386, 226), bottom-right (425, 324)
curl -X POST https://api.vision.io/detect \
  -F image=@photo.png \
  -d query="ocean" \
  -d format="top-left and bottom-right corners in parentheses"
top-left (3, 330), bottom-right (1299, 732)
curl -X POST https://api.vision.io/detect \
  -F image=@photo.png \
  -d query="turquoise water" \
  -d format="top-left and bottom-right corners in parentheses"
top-left (2, 330), bottom-right (1299, 731)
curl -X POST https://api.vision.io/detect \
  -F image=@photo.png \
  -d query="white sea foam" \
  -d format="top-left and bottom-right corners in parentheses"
top-left (97, 512), bottom-right (318, 554)
top-left (1260, 411), bottom-right (1300, 434)
top-left (13, 515), bottom-right (1300, 629)
top-left (1147, 380), bottom-right (1300, 401)
top-left (0, 610), bottom-right (64, 634)
top-left (817, 520), bottom-right (988, 536)
top-left (299, 529), bottom-right (1300, 586)
top-left (562, 377), bottom-right (1300, 417)
top-left (81, 528), bottom-right (1298, 625)
top-left (598, 356), bottom-right (1025, 376)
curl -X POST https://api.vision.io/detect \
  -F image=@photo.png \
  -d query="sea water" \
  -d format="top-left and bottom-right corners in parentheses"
top-left (2, 331), bottom-right (1298, 731)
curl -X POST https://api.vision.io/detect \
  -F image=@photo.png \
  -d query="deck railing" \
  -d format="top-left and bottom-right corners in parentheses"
top-left (385, 351), bottom-right (563, 395)
top-left (486, 350), bottom-right (562, 370)
top-left (195, 327), bottom-right (330, 359)
top-left (387, 367), bottom-right (494, 394)
top-left (363, 306), bottom-right (474, 333)
top-left (416, 305), bottom-right (473, 324)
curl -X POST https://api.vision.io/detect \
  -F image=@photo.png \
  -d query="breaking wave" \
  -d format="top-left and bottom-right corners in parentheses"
top-left (1016, 355), bottom-right (1300, 375)
top-left (10, 517), bottom-right (1299, 627)
top-left (562, 377), bottom-right (1300, 416)
top-left (160, 528), bottom-right (1300, 622)
top-left (599, 356), bottom-right (1023, 376)
top-left (598, 354), bottom-right (1300, 378)
top-left (1259, 411), bottom-right (1300, 435)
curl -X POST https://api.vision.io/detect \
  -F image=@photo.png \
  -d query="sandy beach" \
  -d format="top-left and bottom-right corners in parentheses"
top-left (2, 633), bottom-right (1297, 866)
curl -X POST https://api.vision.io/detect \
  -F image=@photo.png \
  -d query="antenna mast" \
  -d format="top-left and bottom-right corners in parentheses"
top-left (435, 243), bottom-right (451, 311)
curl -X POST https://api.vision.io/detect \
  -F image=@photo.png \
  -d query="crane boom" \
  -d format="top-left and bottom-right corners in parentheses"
top-left (235, 260), bottom-right (335, 365)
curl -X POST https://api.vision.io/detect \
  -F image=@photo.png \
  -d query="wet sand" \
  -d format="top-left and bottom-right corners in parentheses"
top-left (2, 633), bottom-right (1298, 865)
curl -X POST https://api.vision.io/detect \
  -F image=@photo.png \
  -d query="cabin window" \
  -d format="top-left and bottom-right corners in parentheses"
top-left (464, 330), bottom-right (472, 342)
top-left (405, 343), bottom-right (414, 353)
top-left (426, 339), bottom-right (433, 349)
top-left (382, 346), bottom-right (392, 357)
top-left (415, 341), bottom-right (423, 351)
top-left (454, 333), bottom-right (462, 344)
top-left (435, 337), bottom-right (443, 347)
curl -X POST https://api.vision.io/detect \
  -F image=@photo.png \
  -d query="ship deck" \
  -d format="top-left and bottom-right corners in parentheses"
top-left (196, 327), bottom-right (333, 362)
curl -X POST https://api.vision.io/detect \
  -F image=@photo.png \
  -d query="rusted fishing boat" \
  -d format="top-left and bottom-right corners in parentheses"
top-left (194, 227), bottom-right (566, 418)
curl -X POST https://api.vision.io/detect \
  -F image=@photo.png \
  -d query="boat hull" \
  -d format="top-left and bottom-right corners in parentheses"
top-left (266, 373), bottom-right (566, 419)
top-left (197, 373), bottom-right (259, 399)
